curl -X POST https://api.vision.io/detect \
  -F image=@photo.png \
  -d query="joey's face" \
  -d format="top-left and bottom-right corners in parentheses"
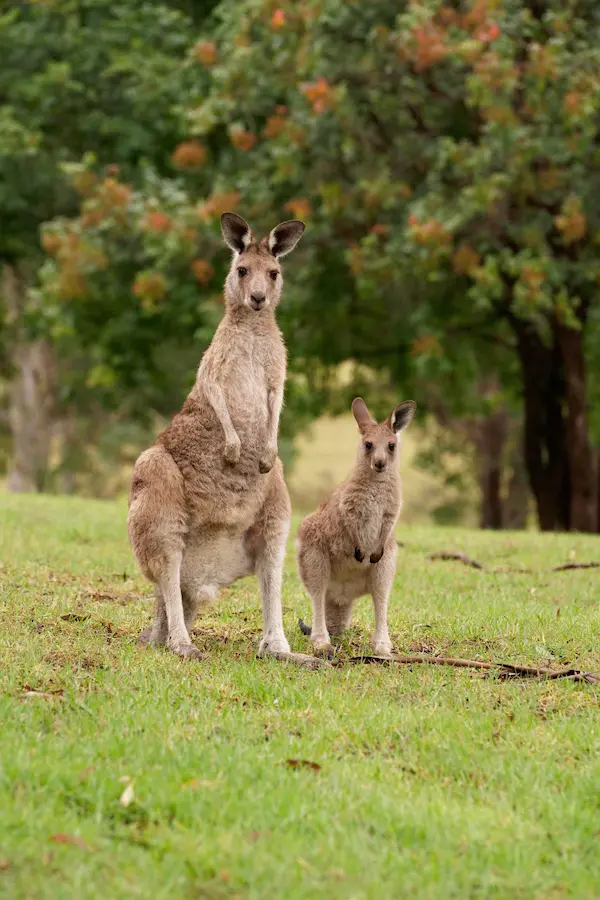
top-left (351, 397), bottom-right (417, 476)
top-left (361, 423), bottom-right (399, 474)
top-left (220, 213), bottom-right (305, 314)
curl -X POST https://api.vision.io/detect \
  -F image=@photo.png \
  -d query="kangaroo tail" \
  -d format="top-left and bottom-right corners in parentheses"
top-left (298, 618), bottom-right (312, 636)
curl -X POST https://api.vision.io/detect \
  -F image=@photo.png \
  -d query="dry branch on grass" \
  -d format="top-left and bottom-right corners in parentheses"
top-left (427, 551), bottom-right (484, 569)
top-left (426, 550), bottom-right (600, 575)
top-left (343, 654), bottom-right (600, 684)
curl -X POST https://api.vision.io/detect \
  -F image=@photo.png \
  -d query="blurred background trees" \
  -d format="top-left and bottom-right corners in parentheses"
top-left (1, 0), bottom-right (600, 532)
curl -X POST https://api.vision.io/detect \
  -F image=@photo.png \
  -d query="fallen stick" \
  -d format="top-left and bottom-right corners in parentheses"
top-left (426, 550), bottom-right (600, 575)
top-left (427, 551), bottom-right (484, 569)
top-left (343, 654), bottom-right (600, 683)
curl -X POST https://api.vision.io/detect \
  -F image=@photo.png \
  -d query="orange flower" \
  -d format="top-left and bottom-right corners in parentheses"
top-left (191, 259), bottom-right (214, 283)
top-left (72, 171), bottom-right (97, 197)
top-left (452, 243), bottom-right (480, 275)
top-left (41, 232), bottom-right (62, 255)
top-left (555, 197), bottom-right (586, 244)
top-left (143, 212), bottom-right (173, 233)
top-left (193, 40), bottom-right (217, 66)
top-left (476, 22), bottom-right (500, 42)
top-left (262, 115), bottom-right (286, 139)
top-left (412, 25), bottom-right (447, 73)
top-left (81, 208), bottom-right (105, 228)
top-left (133, 271), bottom-right (167, 307)
top-left (271, 8), bottom-right (285, 29)
top-left (369, 223), bottom-right (389, 236)
top-left (299, 77), bottom-right (334, 114)
top-left (409, 216), bottom-right (451, 246)
top-left (284, 198), bottom-right (311, 219)
top-left (197, 191), bottom-right (241, 221)
top-left (228, 125), bottom-right (257, 152)
top-left (100, 178), bottom-right (131, 208)
top-left (171, 140), bottom-right (207, 169)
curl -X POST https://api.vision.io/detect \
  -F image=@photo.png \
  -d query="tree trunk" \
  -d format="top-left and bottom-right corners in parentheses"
top-left (504, 427), bottom-right (529, 530)
top-left (475, 406), bottom-right (507, 530)
top-left (513, 319), bottom-right (570, 531)
top-left (555, 320), bottom-right (597, 533)
top-left (2, 264), bottom-right (56, 493)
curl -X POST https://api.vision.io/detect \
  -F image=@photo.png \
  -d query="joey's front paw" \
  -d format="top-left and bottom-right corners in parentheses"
top-left (258, 444), bottom-right (277, 474)
top-left (223, 436), bottom-right (241, 465)
top-left (354, 547), bottom-right (365, 563)
top-left (370, 547), bottom-right (384, 564)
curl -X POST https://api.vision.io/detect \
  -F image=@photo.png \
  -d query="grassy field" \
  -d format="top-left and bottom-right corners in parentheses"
top-left (1, 494), bottom-right (600, 899)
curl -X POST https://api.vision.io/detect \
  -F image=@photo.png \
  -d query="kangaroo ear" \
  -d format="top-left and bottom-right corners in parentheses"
top-left (221, 212), bottom-right (253, 253)
top-left (388, 400), bottom-right (416, 433)
top-left (268, 220), bottom-right (305, 258)
top-left (352, 397), bottom-right (375, 432)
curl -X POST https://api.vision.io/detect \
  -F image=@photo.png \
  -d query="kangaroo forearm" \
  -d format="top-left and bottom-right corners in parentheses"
top-left (378, 513), bottom-right (397, 550)
top-left (266, 386), bottom-right (284, 445)
top-left (203, 380), bottom-right (238, 443)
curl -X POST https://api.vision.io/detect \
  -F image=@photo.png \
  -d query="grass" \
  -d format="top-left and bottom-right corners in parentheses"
top-left (1, 493), bottom-right (599, 899)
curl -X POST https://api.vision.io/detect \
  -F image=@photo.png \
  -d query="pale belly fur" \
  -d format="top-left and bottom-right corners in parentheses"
top-left (180, 527), bottom-right (254, 598)
top-left (328, 556), bottom-right (371, 604)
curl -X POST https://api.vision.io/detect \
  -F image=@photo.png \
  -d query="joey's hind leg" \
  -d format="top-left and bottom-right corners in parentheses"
top-left (139, 589), bottom-right (167, 646)
top-left (368, 540), bottom-right (397, 657)
top-left (297, 543), bottom-right (333, 658)
top-left (326, 596), bottom-right (355, 637)
top-left (182, 582), bottom-right (219, 633)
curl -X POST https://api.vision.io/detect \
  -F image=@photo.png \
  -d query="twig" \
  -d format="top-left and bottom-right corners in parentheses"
top-left (426, 550), bottom-right (600, 575)
top-left (427, 551), bottom-right (484, 570)
top-left (343, 654), bottom-right (600, 683)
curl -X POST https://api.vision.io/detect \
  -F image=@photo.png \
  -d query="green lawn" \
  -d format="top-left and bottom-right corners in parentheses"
top-left (1, 494), bottom-right (599, 899)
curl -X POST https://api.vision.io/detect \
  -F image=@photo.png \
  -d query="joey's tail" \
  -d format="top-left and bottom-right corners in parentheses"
top-left (298, 618), bottom-right (312, 636)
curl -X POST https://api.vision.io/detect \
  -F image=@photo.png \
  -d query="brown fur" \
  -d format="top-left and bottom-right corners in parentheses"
top-left (128, 213), bottom-right (305, 659)
top-left (296, 397), bottom-right (416, 657)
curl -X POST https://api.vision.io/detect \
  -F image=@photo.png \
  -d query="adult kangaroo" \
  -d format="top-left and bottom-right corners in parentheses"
top-left (128, 212), bottom-right (315, 665)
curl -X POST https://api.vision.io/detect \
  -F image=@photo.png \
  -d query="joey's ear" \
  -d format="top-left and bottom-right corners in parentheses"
top-left (221, 212), bottom-right (253, 253)
top-left (352, 397), bottom-right (376, 432)
top-left (388, 400), bottom-right (416, 434)
top-left (268, 220), bottom-right (305, 258)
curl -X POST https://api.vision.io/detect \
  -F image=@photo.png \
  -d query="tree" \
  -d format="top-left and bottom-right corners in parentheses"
top-left (0, 0), bottom-right (214, 490)
top-left (173, 0), bottom-right (600, 531)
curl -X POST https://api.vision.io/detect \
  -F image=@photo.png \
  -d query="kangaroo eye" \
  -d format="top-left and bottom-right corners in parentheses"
top-left (365, 441), bottom-right (373, 451)
top-left (269, 270), bottom-right (278, 281)
top-left (237, 267), bottom-right (248, 277)
top-left (388, 442), bottom-right (396, 452)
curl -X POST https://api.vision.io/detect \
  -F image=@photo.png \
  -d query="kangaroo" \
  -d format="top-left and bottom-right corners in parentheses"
top-left (128, 212), bottom-right (314, 664)
top-left (296, 397), bottom-right (416, 658)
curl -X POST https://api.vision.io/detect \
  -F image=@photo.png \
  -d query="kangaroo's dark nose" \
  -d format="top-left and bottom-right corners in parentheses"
top-left (374, 459), bottom-right (386, 472)
top-left (250, 292), bottom-right (266, 310)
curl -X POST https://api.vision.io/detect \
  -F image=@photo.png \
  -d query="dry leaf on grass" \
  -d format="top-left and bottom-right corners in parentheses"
top-left (49, 834), bottom-right (90, 851)
top-left (19, 684), bottom-right (63, 701)
top-left (286, 759), bottom-right (321, 772)
top-left (119, 781), bottom-right (135, 807)
top-left (181, 778), bottom-right (219, 790)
